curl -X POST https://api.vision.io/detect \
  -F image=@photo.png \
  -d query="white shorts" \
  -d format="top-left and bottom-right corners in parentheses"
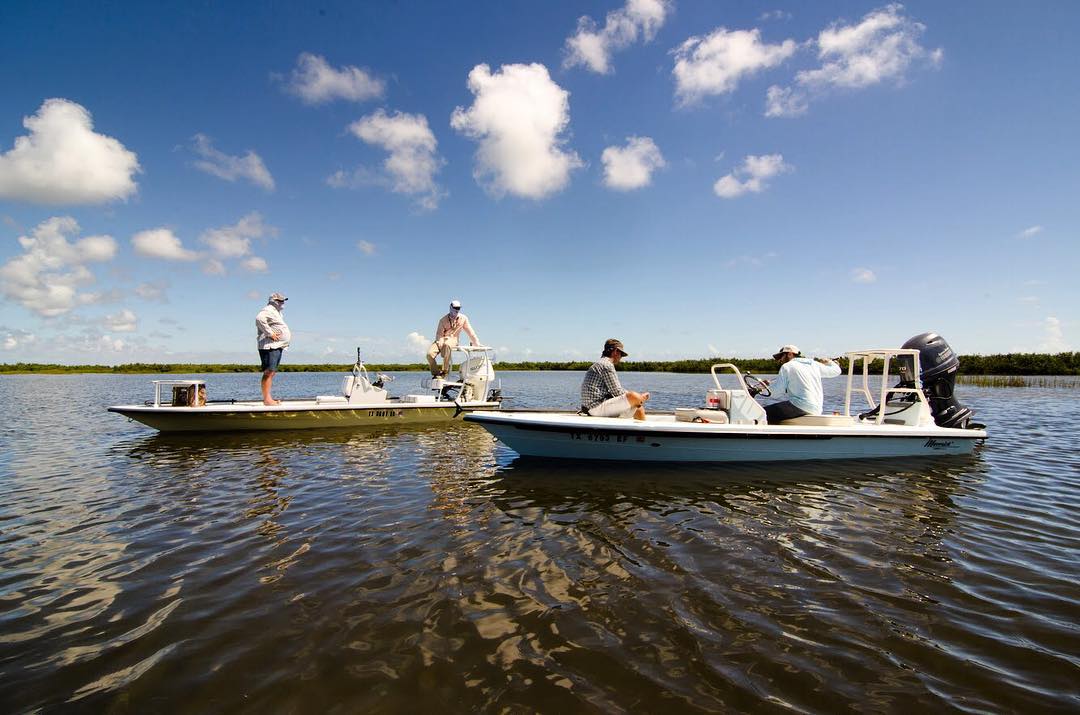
top-left (587, 394), bottom-right (635, 418)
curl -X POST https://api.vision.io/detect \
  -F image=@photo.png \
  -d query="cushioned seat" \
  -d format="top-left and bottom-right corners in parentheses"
top-left (778, 414), bottom-right (854, 427)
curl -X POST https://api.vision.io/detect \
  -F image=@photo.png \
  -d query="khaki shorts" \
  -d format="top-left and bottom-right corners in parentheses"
top-left (587, 394), bottom-right (635, 418)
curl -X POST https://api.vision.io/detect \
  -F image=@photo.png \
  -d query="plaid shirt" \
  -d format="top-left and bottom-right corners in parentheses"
top-left (580, 357), bottom-right (625, 410)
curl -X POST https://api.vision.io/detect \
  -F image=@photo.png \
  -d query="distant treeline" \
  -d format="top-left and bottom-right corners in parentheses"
top-left (2, 352), bottom-right (1078, 375)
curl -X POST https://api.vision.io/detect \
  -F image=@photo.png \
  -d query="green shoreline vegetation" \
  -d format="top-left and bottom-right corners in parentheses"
top-left (2, 352), bottom-right (1077, 377)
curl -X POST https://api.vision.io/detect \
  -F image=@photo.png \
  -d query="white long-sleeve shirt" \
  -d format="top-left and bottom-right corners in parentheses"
top-left (255, 304), bottom-right (291, 350)
top-left (772, 357), bottom-right (841, 415)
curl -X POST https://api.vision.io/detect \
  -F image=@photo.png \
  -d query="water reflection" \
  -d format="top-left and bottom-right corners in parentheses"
top-left (3, 372), bottom-right (1077, 711)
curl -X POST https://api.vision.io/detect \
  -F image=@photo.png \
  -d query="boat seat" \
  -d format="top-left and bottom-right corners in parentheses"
top-left (779, 414), bottom-right (854, 427)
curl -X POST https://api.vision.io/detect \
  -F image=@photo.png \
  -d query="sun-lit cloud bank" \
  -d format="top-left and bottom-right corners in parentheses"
top-left (0, 99), bottom-right (140, 204)
top-left (601, 136), bottom-right (666, 190)
top-left (766, 4), bottom-right (943, 117)
top-left (345, 109), bottom-right (444, 210)
top-left (713, 154), bottom-right (791, 198)
top-left (0, 217), bottom-right (118, 316)
top-left (673, 28), bottom-right (796, 105)
top-left (104, 308), bottom-right (137, 333)
top-left (1039, 316), bottom-right (1068, 352)
top-left (451, 63), bottom-right (583, 200)
top-left (564, 0), bottom-right (671, 74)
top-left (199, 212), bottom-right (274, 275)
top-left (132, 228), bottom-right (199, 261)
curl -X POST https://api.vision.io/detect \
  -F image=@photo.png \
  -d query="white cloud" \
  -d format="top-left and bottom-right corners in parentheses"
top-left (135, 280), bottom-right (169, 303)
top-left (760, 10), bottom-right (793, 22)
top-left (564, 0), bottom-right (671, 74)
top-left (285, 53), bottom-right (385, 104)
top-left (451, 63), bottom-right (583, 200)
top-left (191, 134), bottom-right (274, 191)
top-left (764, 84), bottom-right (808, 117)
top-left (0, 98), bottom-right (140, 205)
top-left (104, 308), bottom-right (137, 333)
top-left (803, 4), bottom-right (942, 89)
top-left (132, 228), bottom-right (199, 261)
top-left (1039, 316), bottom-right (1068, 352)
top-left (357, 240), bottom-right (376, 255)
top-left (241, 256), bottom-right (268, 272)
top-left (325, 165), bottom-right (380, 190)
top-left (713, 154), bottom-right (791, 198)
top-left (1016, 225), bottom-right (1043, 239)
top-left (407, 331), bottom-right (429, 351)
top-left (767, 4), bottom-right (942, 117)
top-left (348, 110), bottom-right (444, 210)
top-left (202, 258), bottom-right (226, 276)
top-left (672, 28), bottom-right (797, 105)
top-left (851, 267), bottom-right (877, 283)
top-left (200, 212), bottom-right (274, 259)
top-left (0, 217), bottom-right (117, 316)
top-left (707, 343), bottom-right (722, 356)
top-left (2, 328), bottom-right (36, 350)
top-left (601, 136), bottom-right (666, 190)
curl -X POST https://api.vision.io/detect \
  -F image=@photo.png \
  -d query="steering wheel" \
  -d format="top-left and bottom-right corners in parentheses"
top-left (743, 373), bottom-right (772, 398)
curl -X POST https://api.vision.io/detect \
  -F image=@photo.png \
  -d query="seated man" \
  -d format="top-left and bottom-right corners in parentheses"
top-left (764, 344), bottom-right (841, 423)
top-left (580, 338), bottom-right (649, 420)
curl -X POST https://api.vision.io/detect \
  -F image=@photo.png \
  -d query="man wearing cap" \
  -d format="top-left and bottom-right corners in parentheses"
top-left (426, 299), bottom-right (480, 378)
top-left (580, 338), bottom-right (650, 420)
top-left (255, 293), bottom-right (291, 405)
top-left (763, 345), bottom-right (841, 423)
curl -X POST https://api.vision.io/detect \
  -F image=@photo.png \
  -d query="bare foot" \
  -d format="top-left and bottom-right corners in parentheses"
top-left (263, 399), bottom-right (281, 406)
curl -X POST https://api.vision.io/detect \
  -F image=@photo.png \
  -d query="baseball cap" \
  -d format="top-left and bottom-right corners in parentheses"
top-left (604, 338), bottom-right (628, 356)
top-left (450, 299), bottom-right (461, 309)
top-left (269, 292), bottom-right (288, 302)
top-left (772, 344), bottom-right (800, 359)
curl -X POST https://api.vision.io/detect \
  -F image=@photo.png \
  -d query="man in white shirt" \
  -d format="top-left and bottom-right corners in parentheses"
top-left (426, 299), bottom-right (480, 377)
top-left (764, 344), bottom-right (841, 423)
top-left (255, 292), bottom-right (291, 405)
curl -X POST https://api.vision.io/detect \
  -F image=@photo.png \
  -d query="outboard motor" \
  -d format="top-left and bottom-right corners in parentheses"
top-left (896, 332), bottom-right (976, 429)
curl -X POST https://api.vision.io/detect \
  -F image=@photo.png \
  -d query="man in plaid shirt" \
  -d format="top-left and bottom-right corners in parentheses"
top-left (580, 338), bottom-right (650, 419)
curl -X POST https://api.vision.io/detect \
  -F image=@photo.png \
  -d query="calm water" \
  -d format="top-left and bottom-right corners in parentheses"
top-left (1, 371), bottom-right (1077, 713)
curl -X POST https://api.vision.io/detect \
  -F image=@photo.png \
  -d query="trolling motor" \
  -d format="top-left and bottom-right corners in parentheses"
top-left (895, 332), bottom-right (979, 429)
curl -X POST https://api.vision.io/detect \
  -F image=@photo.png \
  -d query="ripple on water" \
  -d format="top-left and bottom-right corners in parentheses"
top-left (0, 373), bottom-right (1078, 711)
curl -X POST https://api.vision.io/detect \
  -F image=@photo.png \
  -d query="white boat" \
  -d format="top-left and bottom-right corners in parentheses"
top-left (465, 347), bottom-right (987, 463)
top-left (109, 346), bottom-right (502, 432)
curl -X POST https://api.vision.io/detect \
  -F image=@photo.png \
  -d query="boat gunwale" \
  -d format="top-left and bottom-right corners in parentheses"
top-left (464, 411), bottom-right (987, 440)
top-left (108, 399), bottom-right (501, 415)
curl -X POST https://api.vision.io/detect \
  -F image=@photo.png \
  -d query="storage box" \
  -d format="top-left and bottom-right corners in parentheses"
top-left (171, 384), bottom-right (206, 407)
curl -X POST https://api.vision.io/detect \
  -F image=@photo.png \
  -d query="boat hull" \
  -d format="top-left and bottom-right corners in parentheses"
top-left (110, 401), bottom-right (500, 433)
top-left (465, 412), bottom-right (986, 463)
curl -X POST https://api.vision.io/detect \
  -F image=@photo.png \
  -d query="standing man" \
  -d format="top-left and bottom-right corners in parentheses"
top-left (255, 292), bottom-right (291, 405)
top-left (580, 338), bottom-right (650, 420)
top-left (426, 299), bottom-right (479, 378)
top-left (763, 344), bottom-right (841, 423)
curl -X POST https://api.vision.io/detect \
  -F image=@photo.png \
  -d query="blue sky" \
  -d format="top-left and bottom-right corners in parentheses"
top-left (1, 1), bottom-right (1076, 365)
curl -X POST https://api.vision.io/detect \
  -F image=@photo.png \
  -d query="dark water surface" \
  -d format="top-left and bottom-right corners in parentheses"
top-left (1, 371), bottom-right (1077, 712)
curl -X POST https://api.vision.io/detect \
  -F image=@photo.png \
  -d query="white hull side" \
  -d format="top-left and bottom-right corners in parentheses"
top-left (467, 413), bottom-right (984, 463)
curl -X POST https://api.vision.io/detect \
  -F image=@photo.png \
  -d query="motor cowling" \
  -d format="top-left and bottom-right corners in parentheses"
top-left (896, 332), bottom-right (975, 429)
